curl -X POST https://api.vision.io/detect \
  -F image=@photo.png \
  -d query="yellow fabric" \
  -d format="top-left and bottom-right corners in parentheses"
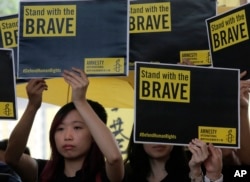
top-left (16, 71), bottom-right (135, 108)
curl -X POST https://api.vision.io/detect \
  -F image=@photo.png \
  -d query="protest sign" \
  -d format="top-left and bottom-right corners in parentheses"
top-left (18, 0), bottom-right (129, 78)
top-left (134, 62), bottom-right (240, 148)
top-left (0, 48), bottom-right (17, 119)
top-left (206, 3), bottom-right (250, 79)
top-left (0, 14), bottom-right (18, 75)
top-left (129, 0), bottom-right (216, 69)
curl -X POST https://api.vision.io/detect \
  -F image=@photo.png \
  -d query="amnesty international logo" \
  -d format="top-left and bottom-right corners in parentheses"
top-left (0, 102), bottom-right (14, 117)
top-left (84, 58), bottom-right (125, 75)
top-left (198, 126), bottom-right (236, 144)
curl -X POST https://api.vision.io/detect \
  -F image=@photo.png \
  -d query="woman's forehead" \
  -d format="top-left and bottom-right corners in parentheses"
top-left (61, 110), bottom-right (85, 124)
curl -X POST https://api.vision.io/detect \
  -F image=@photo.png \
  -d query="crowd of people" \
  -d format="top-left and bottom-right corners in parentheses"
top-left (0, 64), bottom-right (249, 182)
top-left (0, 0), bottom-right (249, 181)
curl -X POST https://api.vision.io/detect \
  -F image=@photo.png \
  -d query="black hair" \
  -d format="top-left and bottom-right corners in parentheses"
top-left (124, 126), bottom-right (190, 181)
top-left (41, 99), bottom-right (107, 182)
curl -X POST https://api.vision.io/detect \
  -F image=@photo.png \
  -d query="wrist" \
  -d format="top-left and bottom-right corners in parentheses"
top-left (27, 102), bottom-right (40, 112)
top-left (189, 170), bottom-right (203, 182)
top-left (189, 164), bottom-right (202, 176)
top-left (205, 173), bottom-right (223, 182)
top-left (204, 174), bottom-right (223, 182)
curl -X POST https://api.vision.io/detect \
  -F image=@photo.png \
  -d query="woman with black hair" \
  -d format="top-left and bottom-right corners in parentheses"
top-left (124, 128), bottom-right (223, 182)
top-left (5, 67), bottom-right (124, 182)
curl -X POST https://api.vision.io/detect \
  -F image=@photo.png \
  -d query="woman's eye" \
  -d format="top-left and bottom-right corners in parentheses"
top-left (56, 127), bottom-right (64, 131)
top-left (74, 126), bottom-right (82, 130)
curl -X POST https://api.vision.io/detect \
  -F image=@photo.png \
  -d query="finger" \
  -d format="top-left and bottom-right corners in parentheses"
top-left (71, 67), bottom-right (88, 82)
top-left (71, 67), bottom-right (83, 74)
top-left (62, 69), bottom-right (79, 83)
top-left (182, 58), bottom-right (194, 65)
top-left (208, 143), bottom-right (222, 159)
top-left (27, 79), bottom-right (47, 91)
top-left (188, 143), bottom-right (204, 156)
top-left (191, 138), bottom-right (207, 149)
top-left (64, 68), bottom-right (83, 81)
top-left (207, 143), bottom-right (216, 155)
top-left (240, 80), bottom-right (250, 88)
top-left (240, 70), bottom-right (247, 79)
top-left (192, 139), bottom-right (209, 156)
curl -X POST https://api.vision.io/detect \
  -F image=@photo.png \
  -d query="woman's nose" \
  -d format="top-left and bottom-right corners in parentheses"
top-left (64, 128), bottom-right (73, 140)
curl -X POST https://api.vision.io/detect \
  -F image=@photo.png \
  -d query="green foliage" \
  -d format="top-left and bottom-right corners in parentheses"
top-left (0, 0), bottom-right (18, 16)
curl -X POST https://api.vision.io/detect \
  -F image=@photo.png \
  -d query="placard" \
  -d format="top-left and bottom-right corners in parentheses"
top-left (129, 0), bottom-right (216, 69)
top-left (0, 48), bottom-right (17, 119)
top-left (206, 3), bottom-right (250, 79)
top-left (134, 62), bottom-right (240, 148)
top-left (0, 14), bottom-right (18, 75)
top-left (18, 0), bottom-right (129, 78)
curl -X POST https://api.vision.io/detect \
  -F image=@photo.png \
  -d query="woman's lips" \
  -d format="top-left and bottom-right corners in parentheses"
top-left (63, 144), bottom-right (74, 150)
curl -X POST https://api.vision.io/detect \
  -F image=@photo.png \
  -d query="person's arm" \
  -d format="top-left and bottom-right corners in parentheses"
top-left (188, 139), bottom-right (223, 182)
top-left (62, 67), bottom-right (124, 182)
top-left (236, 71), bottom-right (250, 164)
top-left (5, 79), bottom-right (47, 182)
top-left (188, 138), bottom-right (209, 182)
top-left (203, 143), bottom-right (223, 182)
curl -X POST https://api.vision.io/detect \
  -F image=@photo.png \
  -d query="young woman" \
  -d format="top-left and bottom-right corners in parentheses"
top-left (124, 141), bottom-right (190, 181)
top-left (124, 128), bottom-right (223, 182)
top-left (5, 67), bottom-right (124, 182)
